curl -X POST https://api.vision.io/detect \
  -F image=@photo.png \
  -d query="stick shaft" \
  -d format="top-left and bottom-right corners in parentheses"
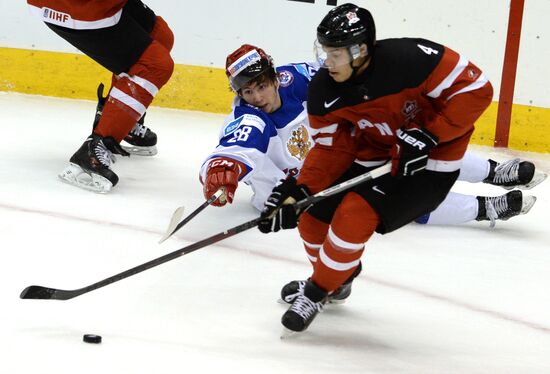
top-left (20, 164), bottom-right (390, 300)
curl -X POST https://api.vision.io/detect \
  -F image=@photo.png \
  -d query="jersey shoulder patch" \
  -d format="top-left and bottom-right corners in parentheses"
top-left (223, 116), bottom-right (245, 137)
top-left (278, 70), bottom-right (294, 87)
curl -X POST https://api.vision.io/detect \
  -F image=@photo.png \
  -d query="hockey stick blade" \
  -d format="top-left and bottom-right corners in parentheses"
top-left (20, 285), bottom-right (77, 300)
top-left (159, 189), bottom-right (224, 244)
top-left (20, 164), bottom-right (390, 301)
top-left (158, 206), bottom-right (185, 244)
top-left (20, 216), bottom-right (263, 300)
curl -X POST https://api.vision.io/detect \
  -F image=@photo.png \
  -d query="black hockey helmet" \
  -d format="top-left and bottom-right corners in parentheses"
top-left (225, 44), bottom-right (275, 92)
top-left (317, 3), bottom-right (376, 53)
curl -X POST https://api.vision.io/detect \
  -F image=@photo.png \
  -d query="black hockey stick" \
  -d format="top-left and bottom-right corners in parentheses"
top-left (20, 163), bottom-right (390, 301)
top-left (158, 189), bottom-right (224, 244)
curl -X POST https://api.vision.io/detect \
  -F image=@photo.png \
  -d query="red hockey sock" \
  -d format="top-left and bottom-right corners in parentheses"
top-left (311, 192), bottom-right (379, 292)
top-left (298, 212), bottom-right (329, 265)
top-left (95, 40), bottom-right (174, 141)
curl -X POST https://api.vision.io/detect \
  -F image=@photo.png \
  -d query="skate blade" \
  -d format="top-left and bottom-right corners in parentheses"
top-left (522, 171), bottom-right (547, 190)
top-left (504, 171), bottom-right (548, 190)
top-left (121, 143), bottom-right (157, 156)
top-left (280, 328), bottom-right (300, 339)
top-left (277, 297), bottom-right (346, 305)
top-left (58, 163), bottom-right (113, 193)
top-left (520, 195), bottom-right (537, 215)
top-left (327, 298), bottom-right (347, 305)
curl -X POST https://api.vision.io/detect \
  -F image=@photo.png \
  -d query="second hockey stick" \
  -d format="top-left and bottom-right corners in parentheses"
top-left (158, 189), bottom-right (224, 244)
top-left (20, 163), bottom-right (390, 301)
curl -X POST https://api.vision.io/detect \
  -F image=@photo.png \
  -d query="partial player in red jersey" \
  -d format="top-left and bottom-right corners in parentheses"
top-left (27, 0), bottom-right (174, 192)
top-left (257, 3), bottom-right (497, 333)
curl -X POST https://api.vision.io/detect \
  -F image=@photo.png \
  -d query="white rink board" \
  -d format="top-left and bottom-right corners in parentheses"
top-left (2, 1), bottom-right (550, 107)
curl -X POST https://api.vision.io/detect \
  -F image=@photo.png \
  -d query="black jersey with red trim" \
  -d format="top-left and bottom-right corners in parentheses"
top-left (300, 37), bottom-right (493, 193)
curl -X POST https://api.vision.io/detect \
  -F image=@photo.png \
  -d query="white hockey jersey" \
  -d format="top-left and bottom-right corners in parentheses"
top-left (200, 63), bottom-right (318, 210)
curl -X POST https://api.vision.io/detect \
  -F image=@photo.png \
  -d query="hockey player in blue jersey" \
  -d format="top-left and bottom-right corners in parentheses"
top-left (199, 44), bottom-right (317, 210)
top-left (199, 44), bottom-right (546, 226)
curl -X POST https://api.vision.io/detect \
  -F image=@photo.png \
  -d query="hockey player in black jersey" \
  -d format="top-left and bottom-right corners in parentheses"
top-left (257, 3), bottom-right (526, 333)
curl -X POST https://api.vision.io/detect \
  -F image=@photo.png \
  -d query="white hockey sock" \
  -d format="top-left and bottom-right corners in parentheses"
top-left (422, 192), bottom-right (478, 225)
top-left (458, 151), bottom-right (490, 183)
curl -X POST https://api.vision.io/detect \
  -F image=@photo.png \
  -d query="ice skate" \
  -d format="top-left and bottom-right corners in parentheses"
top-left (279, 263), bottom-right (362, 305)
top-left (59, 134), bottom-right (129, 193)
top-left (476, 190), bottom-right (537, 228)
top-left (93, 83), bottom-right (158, 156)
top-left (484, 158), bottom-right (547, 190)
top-left (281, 280), bottom-right (327, 333)
top-left (121, 116), bottom-right (158, 156)
top-left (279, 280), bottom-right (307, 304)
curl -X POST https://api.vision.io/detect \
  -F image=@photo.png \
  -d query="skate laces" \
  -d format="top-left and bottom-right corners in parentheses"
top-left (283, 281), bottom-right (306, 303)
top-left (130, 122), bottom-right (149, 138)
top-left (485, 199), bottom-right (498, 228)
top-left (94, 140), bottom-right (116, 167)
top-left (485, 195), bottom-right (510, 228)
top-left (289, 294), bottom-right (324, 320)
top-left (493, 158), bottom-right (520, 184)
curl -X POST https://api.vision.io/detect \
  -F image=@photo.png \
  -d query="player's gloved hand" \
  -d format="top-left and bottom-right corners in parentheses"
top-left (391, 126), bottom-right (438, 178)
top-left (202, 157), bottom-right (244, 206)
top-left (258, 177), bottom-right (311, 233)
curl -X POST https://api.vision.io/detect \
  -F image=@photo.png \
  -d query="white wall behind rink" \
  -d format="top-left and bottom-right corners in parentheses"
top-left (2, 0), bottom-right (549, 108)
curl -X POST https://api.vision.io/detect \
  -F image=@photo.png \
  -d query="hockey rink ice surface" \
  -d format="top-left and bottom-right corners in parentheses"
top-left (1, 92), bottom-right (550, 374)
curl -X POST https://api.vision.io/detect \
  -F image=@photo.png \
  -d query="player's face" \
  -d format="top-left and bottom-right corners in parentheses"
top-left (316, 45), bottom-right (354, 82)
top-left (240, 80), bottom-right (281, 113)
top-left (315, 42), bottom-right (369, 82)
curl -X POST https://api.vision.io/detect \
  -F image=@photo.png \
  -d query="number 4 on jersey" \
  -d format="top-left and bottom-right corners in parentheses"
top-left (417, 44), bottom-right (439, 55)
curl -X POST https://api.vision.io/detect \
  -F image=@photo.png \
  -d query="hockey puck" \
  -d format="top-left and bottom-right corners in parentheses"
top-left (83, 334), bottom-right (102, 344)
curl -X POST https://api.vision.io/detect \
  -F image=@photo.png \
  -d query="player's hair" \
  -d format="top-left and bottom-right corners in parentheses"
top-left (234, 68), bottom-right (278, 94)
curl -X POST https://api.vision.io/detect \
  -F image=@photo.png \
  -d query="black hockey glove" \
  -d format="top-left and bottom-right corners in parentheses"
top-left (258, 177), bottom-right (311, 233)
top-left (391, 126), bottom-right (438, 178)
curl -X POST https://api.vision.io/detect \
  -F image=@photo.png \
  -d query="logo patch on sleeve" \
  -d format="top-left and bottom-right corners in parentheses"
top-left (278, 71), bottom-right (294, 87)
top-left (223, 116), bottom-right (245, 137)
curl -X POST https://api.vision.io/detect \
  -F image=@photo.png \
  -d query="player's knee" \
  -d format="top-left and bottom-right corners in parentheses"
top-left (151, 16), bottom-right (174, 52)
top-left (155, 49), bottom-right (174, 87)
top-left (132, 41), bottom-right (174, 89)
top-left (331, 192), bottom-right (379, 243)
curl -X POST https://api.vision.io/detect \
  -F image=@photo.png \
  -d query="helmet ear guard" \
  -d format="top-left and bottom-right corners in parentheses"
top-left (348, 44), bottom-right (362, 59)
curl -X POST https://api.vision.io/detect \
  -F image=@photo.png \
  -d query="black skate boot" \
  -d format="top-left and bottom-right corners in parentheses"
top-left (280, 262), bottom-right (362, 304)
top-left (281, 280), bottom-right (328, 333)
top-left (280, 280), bottom-right (307, 304)
top-left (327, 262), bottom-right (362, 304)
top-left (59, 133), bottom-right (130, 193)
top-left (93, 83), bottom-right (158, 156)
top-left (122, 113), bottom-right (158, 156)
top-left (476, 190), bottom-right (537, 227)
top-left (483, 158), bottom-right (547, 190)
